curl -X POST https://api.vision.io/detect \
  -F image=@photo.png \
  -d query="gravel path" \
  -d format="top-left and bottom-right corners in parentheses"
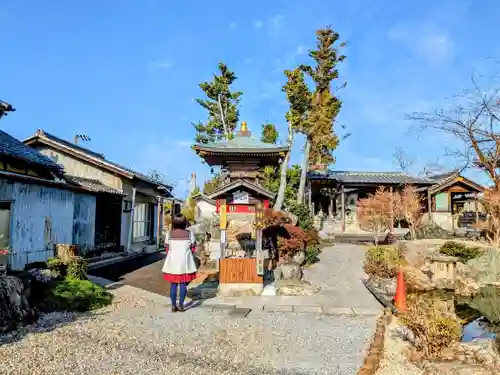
top-left (0, 285), bottom-right (375, 375)
top-left (0, 244), bottom-right (380, 375)
top-left (304, 243), bottom-right (381, 310)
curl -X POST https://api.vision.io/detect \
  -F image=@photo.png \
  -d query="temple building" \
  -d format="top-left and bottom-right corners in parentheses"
top-left (306, 170), bottom-right (484, 234)
top-left (193, 121), bottom-right (289, 296)
top-left (193, 121), bottom-right (288, 220)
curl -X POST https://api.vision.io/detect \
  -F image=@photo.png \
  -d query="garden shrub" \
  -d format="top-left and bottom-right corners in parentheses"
top-left (404, 223), bottom-right (453, 240)
top-left (401, 293), bottom-right (462, 359)
top-left (290, 203), bottom-right (314, 231)
top-left (46, 257), bottom-right (67, 279)
top-left (363, 246), bottom-right (403, 278)
top-left (439, 241), bottom-right (481, 261)
top-left (46, 279), bottom-right (113, 312)
top-left (66, 256), bottom-right (88, 280)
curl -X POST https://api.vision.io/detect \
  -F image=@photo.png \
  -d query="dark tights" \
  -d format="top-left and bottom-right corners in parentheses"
top-left (170, 282), bottom-right (188, 307)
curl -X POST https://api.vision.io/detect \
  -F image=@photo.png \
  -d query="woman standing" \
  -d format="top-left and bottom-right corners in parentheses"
top-left (162, 214), bottom-right (198, 312)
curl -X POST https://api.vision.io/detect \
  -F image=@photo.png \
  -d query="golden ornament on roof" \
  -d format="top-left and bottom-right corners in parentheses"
top-left (241, 121), bottom-right (248, 132)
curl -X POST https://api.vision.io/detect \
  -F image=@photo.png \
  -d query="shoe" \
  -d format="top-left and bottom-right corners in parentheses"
top-left (171, 305), bottom-right (179, 312)
top-left (178, 305), bottom-right (186, 312)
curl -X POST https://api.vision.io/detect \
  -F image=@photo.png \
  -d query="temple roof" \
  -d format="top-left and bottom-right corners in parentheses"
top-left (308, 170), bottom-right (433, 186)
top-left (193, 121), bottom-right (289, 155)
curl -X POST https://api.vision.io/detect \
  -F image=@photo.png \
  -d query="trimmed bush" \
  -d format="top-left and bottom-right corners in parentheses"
top-left (439, 241), bottom-right (481, 262)
top-left (401, 293), bottom-right (461, 358)
top-left (47, 257), bottom-right (67, 279)
top-left (66, 256), bottom-right (88, 280)
top-left (46, 279), bottom-right (113, 312)
top-left (363, 246), bottom-right (403, 278)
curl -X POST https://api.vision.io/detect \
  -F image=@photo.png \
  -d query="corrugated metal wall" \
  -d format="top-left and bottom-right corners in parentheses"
top-left (73, 193), bottom-right (96, 253)
top-left (0, 180), bottom-right (96, 270)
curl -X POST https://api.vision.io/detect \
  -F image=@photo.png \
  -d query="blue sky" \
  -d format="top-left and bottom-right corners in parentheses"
top-left (1, 0), bottom-right (499, 197)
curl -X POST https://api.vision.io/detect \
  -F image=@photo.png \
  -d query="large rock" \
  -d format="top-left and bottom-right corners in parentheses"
top-left (226, 219), bottom-right (253, 242)
top-left (275, 279), bottom-right (319, 296)
top-left (275, 262), bottom-right (303, 281)
top-left (402, 265), bottom-right (436, 292)
top-left (467, 248), bottom-right (500, 285)
top-left (292, 250), bottom-right (306, 266)
top-left (0, 271), bottom-right (36, 333)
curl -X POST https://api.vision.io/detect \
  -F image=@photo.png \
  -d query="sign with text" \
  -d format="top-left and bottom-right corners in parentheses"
top-left (451, 192), bottom-right (476, 201)
top-left (232, 190), bottom-right (249, 204)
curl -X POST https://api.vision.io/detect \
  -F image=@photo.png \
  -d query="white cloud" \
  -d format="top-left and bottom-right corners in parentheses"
top-left (388, 23), bottom-right (454, 66)
top-left (254, 20), bottom-right (263, 29)
top-left (148, 60), bottom-right (174, 69)
top-left (229, 21), bottom-right (237, 30)
top-left (295, 45), bottom-right (305, 56)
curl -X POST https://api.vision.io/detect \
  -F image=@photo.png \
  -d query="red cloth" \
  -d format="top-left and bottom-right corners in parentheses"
top-left (163, 273), bottom-right (197, 283)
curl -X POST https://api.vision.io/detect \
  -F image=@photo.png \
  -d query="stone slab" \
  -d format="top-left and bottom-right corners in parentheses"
top-left (264, 305), bottom-right (293, 312)
top-left (228, 308), bottom-right (252, 318)
top-left (351, 308), bottom-right (381, 316)
top-left (323, 307), bottom-right (355, 315)
top-left (293, 305), bottom-right (324, 314)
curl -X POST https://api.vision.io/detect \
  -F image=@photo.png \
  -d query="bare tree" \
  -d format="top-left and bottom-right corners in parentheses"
top-left (408, 74), bottom-right (500, 188)
top-left (392, 147), bottom-right (414, 174)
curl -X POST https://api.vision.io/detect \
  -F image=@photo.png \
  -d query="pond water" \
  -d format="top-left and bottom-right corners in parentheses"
top-left (417, 286), bottom-right (500, 342)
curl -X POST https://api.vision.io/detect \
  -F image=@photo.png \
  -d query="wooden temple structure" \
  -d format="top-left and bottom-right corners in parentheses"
top-left (306, 170), bottom-right (484, 233)
top-left (193, 121), bottom-right (289, 294)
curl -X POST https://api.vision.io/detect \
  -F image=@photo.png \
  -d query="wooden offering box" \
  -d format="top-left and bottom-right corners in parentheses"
top-left (219, 258), bottom-right (263, 283)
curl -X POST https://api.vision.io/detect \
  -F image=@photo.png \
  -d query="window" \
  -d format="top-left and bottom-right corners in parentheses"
top-left (123, 200), bottom-right (132, 211)
top-left (133, 203), bottom-right (151, 241)
top-left (0, 202), bottom-right (11, 249)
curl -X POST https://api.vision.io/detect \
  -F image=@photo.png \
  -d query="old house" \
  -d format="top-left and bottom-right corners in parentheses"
top-left (24, 129), bottom-right (173, 252)
top-left (0, 129), bottom-right (97, 270)
top-left (307, 170), bottom-right (484, 233)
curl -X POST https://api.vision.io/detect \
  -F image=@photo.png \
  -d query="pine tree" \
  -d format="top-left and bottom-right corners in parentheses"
top-left (193, 62), bottom-right (243, 144)
top-left (296, 26), bottom-right (345, 203)
top-left (261, 123), bottom-right (279, 144)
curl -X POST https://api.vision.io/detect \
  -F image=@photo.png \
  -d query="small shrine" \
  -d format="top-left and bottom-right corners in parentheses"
top-left (193, 121), bottom-right (289, 295)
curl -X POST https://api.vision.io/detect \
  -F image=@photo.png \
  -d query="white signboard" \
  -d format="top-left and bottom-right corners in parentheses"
top-left (232, 190), bottom-right (249, 204)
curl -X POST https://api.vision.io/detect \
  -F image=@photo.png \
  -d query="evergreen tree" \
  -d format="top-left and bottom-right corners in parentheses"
top-left (296, 26), bottom-right (345, 203)
top-left (261, 123), bottom-right (279, 144)
top-left (193, 62), bottom-right (243, 144)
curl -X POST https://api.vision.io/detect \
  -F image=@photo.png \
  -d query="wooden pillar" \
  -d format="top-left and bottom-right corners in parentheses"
top-left (219, 199), bottom-right (227, 260)
top-left (389, 186), bottom-right (394, 233)
top-left (127, 186), bottom-right (137, 252)
top-left (341, 185), bottom-right (345, 233)
top-left (308, 181), bottom-right (313, 216)
top-left (255, 201), bottom-right (264, 276)
top-left (427, 189), bottom-right (432, 223)
top-left (156, 195), bottom-right (163, 251)
top-left (475, 194), bottom-right (479, 225)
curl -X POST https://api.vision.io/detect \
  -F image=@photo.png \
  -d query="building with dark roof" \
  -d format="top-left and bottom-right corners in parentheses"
top-left (306, 169), bottom-right (485, 234)
top-left (24, 129), bottom-right (173, 251)
top-left (0, 129), bottom-right (98, 270)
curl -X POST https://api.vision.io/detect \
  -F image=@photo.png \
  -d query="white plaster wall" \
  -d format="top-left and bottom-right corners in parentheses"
top-left (196, 200), bottom-right (216, 222)
top-left (430, 212), bottom-right (454, 232)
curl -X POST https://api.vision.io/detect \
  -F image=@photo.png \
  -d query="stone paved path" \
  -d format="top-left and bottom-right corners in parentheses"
top-left (303, 243), bottom-right (382, 310)
top-left (199, 244), bottom-right (382, 316)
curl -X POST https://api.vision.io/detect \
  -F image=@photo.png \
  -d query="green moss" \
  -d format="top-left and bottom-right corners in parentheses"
top-left (439, 241), bottom-right (481, 262)
top-left (46, 279), bottom-right (113, 312)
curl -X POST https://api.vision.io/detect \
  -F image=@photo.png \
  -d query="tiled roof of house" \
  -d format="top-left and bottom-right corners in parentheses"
top-left (0, 130), bottom-right (63, 171)
top-left (64, 175), bottom-right (125, 195)
top-left (24, 129), bottom-right (173, 195)
top-left (308, 170), bottom-right (433, 185)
